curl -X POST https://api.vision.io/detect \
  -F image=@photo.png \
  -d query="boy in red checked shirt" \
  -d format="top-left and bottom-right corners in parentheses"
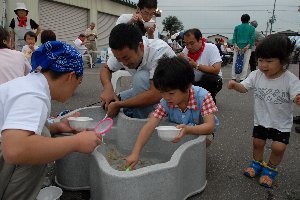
top-left (125, 56), bottom-right (219, 170)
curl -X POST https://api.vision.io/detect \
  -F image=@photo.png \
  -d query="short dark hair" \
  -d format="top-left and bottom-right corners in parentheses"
top-left (184, 28), bottom-right (202, 42)
top-left (255, 34), bottom-right (295, 66)
top-left (109, 24), bottom-right (143, 51)
top-left (24, 31), bottom-right (37, 41)
top-left (153, 56), bottom-right (195, 92)
top-left (79, 33), bottom-right (86, 38)
top-left (41, 30), bottom-right (56, 44)
top-left (250, 20), bottom-right (258, 28)
top-left (241, 14), bottom-right (250, 23)
top-left (137, 0), bottom-right (157, 9)
top-left (0, 27), bottom-right (10, 49)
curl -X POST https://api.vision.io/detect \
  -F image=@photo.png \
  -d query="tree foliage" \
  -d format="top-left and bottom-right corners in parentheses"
top-left (162, 16), bottom-right (184, 35)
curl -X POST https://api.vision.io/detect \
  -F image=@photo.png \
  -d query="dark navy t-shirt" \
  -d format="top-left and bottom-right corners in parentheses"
top-left (9, 18), bottom-right (39, 29)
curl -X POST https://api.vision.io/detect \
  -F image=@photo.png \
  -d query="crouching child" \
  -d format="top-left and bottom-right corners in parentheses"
top-left (125, 56), bottom-right (219, 169)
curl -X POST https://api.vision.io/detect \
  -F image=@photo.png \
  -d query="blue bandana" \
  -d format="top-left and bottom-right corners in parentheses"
top-left (31, 41), bottom-right (84, 77)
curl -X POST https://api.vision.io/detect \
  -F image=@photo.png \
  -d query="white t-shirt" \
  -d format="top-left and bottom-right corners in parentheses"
top-left (241, 70), bottom-right (300, 132)
top-left (107, 38), bottom-right (176, 79)
top-left (21, 45), bottom-right (39, 54)
top-left (116, 14), bottom-right (158, 39)
top-left (21, 45), bottom-right (39, 64)
top-left (182, 43), bottom-right (222, 81)
top-left (74, 38), bottom-right (87, 55)
top-left (0, 48), bottom-right (31, 85)
top-left (0, 73), bottom-right (51, 140)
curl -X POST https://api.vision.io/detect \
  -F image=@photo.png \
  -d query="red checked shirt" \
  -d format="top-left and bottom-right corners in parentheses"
top-left (153, 87), bottom-right (218, 119)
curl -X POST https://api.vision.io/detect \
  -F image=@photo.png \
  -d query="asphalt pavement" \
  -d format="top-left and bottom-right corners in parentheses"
top-left (51, 63), bottom-right (300, 200)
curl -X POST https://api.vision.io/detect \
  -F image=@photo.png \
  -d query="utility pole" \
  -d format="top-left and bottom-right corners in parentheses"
top-left (265, 22), bottom-right (269, 36)
top-left (269, 0), bottom-right (277, 35)
top-left (1, 0), bottom-right (6, 28)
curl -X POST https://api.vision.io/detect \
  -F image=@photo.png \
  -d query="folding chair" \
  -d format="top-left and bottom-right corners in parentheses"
top-left (72, 41), bottom-right (93, 68)
top-left (111, 70), bottom-right (132, 93)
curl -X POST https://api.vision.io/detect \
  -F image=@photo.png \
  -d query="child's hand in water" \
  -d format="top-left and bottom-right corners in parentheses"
top-left (125, 152), bottom-right (139, 170)
top-left (295, 94), bottom-right (300, 106)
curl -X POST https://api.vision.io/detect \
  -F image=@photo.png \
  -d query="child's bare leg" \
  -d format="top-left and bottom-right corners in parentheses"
top-left (268, 141), bottom-right (286, 166)
top-left (253, 138), bottom-right (266, 162)
top-left (259, 141), bottom-right (285, 188)
top-left (244, 138), bottom-right (266, 177)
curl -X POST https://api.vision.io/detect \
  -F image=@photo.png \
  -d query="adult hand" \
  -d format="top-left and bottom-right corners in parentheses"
top-left (145, 24), bottom-right (156, 37)
top-left (125, 152), bottom-right (139, 170)
top-left (100, 90), bottom-right (118, 111)
top-left (227, 80), bottom-right (237, 90)
top-left (129, 13), bottom-right (143, 24)
top-left (177, 52), bottom-right (185, 59)
top-left (187, 57), bottom-right (198, 69)
top-left (106, 101), bottom-right (121, 117)
top-left (234, 45), bottom-right (240, 52)
top-left (51, 112), bottom-right (80, 134)
top-left (242, 46), bottom-right (249, 53)
top-left (74, 131), bottom-right (101, 154)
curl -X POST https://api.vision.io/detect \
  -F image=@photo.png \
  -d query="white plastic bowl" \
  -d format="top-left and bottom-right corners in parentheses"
top-left (143, 21), bottom-right (155, 28)
top-left (68, 117), bottom-right (93, 131)
top-left (36, 186), bottom-right (63, 200)
top-left (155, 126), bottom-right (181, 142)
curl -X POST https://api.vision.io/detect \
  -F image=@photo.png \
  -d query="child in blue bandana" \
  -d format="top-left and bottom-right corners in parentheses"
top-left (0, 41), bottom-right (101, 199)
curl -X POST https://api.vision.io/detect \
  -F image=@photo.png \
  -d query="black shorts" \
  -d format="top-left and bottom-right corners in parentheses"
top-left (253, 125), bottom-right (290, 145)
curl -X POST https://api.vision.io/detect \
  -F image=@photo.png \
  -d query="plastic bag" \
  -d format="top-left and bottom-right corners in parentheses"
top-left (235, 52), bottom-right (244, 74)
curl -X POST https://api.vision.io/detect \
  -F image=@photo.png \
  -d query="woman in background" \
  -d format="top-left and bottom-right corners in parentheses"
top-left (0, 27), bottom-right (31, 85)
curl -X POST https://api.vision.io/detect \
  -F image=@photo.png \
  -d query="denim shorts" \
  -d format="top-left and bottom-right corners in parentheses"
top-left (253, 125), bottom-right (290, 145)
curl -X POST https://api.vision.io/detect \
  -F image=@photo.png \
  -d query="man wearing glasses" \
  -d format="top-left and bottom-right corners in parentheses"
top-left (116, 0), bottom-right (157, 39)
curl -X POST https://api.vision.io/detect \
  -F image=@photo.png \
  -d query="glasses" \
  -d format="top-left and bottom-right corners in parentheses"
top-left (140, 10), bottom-right (156, 17)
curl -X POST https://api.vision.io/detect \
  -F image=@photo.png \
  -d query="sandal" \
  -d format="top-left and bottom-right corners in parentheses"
top-left (244, 160), bottom-right (264, 178)
top-left (259, 165), bottom-right (278, 188)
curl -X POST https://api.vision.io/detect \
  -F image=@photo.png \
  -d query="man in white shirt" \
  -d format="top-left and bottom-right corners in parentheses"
top-left (74, 34), bottom-right (88, 55)
top-left (100, 24), bottom-right (176, 119)
top-left (179, 28), bottom-right (223, 103)
top-left (116, 0), bottom-right (157, 39)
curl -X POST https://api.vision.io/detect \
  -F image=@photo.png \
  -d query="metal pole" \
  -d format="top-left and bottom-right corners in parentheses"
top-left (269, 0), bottom-right (277, 34)
top-left (1, 0), bottom-right (6, 28)
top-left (265, 22), bottom-right (269, 36)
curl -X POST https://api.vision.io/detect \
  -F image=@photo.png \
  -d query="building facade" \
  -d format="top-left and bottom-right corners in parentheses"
top-left (1, 0), bottom-right (136, 50)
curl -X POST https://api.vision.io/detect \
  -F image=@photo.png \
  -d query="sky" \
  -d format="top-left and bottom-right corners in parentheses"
top-left (132, 0), bottom-right (300, 39)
